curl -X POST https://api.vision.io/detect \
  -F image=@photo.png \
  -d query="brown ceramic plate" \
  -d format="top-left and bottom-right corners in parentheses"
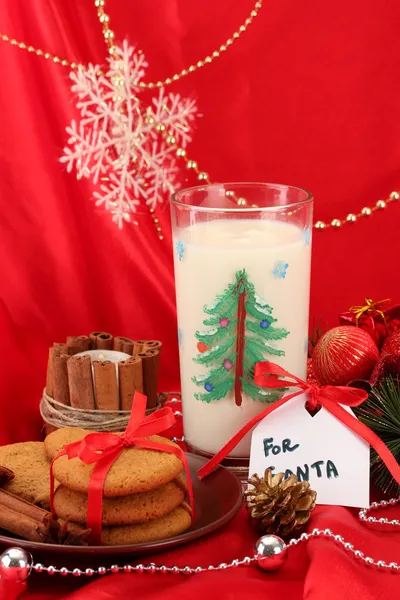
top-left (0, 453), bottom-right (243, 564)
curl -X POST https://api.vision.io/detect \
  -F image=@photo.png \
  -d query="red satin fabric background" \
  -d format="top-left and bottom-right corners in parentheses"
top-left (0, 1), bottom-right (400, 598)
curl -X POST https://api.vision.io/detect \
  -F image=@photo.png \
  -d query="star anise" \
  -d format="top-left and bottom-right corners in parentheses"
top-left (40, 517), bottom-right (91, 546)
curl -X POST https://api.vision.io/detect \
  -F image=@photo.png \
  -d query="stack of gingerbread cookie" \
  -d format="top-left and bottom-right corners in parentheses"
top-left (45, 427), bottom-right (192, 545)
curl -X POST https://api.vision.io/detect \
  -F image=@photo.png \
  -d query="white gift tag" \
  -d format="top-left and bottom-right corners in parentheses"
top-left (249, 392), bottom-right (370, 507)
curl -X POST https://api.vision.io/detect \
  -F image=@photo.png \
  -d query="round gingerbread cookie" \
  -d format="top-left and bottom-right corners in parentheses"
top-left (0, 442), bottom-right (52, 508)
top-left (44, 427), bottom-right (97, 460)
top-left (101, 505), bottom-right (192, 546)
top-left (47, 428), bottom-right (183, 497)
top-left (53, 475), bottom-right (187, 525)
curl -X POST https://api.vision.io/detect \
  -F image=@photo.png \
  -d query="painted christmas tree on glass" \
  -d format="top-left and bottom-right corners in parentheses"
top-left (193, 269), bottom-right (289, 405)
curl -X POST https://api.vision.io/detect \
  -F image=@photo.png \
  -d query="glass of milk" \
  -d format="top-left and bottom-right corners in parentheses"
top-left (170, 183), bottom-right (313, 464)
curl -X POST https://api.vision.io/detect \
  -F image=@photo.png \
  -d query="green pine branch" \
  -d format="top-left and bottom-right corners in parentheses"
top-left (245, 302), bottom-right (277, 322)
top-left (308, 318), bottom-right (327, 357)
top-left (203, 316), bottom-right (225, 326)
top-left (246, 320), bottom-right (289, 341)
top-left (245, 335), bottom-right (286, 357)
top-left (354, 377), bottom-right (400, 496)
top-left (204, 291), bottom-right (238, 318)
top-left (193, 338), bottom-right (235, 365)
top-left (243, 343), bottom-right (265, 373)
top-left (195, 320), bottom-right (237, 345)
top-left (194, 377), bottom-right (235, 403)
top-left (242, 379), bottom-right (284, 403)
top-left (192, 359), bottom-right (235, 387)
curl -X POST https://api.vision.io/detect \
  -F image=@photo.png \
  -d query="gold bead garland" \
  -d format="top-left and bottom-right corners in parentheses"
top-left (1, 0), bottom-right (399, 236)
top-left (0, 33), bottom-right (80, 69)
top-left (314, 191), bottom-right (399, 230)
top-left (95, 0), bottom-right (264, 88)
top-left (1, 0), bottom-right (263, 88)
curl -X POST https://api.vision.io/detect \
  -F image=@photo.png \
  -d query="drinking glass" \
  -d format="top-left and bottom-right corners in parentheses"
top-left (170, 183), bottom-right (313, 462)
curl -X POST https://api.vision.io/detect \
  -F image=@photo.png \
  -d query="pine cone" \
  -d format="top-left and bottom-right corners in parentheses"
top-left (245, 469), bottom-right (317, 537)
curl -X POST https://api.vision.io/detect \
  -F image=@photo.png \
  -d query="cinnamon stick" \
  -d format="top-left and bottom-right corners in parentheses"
top-left (137, 348), bottom-right (160, 409)
top-left (53, 342), bottom-right (69, 355)
top-left (96, 332), bottom-right (114, 349)
top-left (118, 356), bottom-right (143, 411)
top-left (67, 355), bottom-right (95, 410)
top-left (0, 466), bottom-right (14, 487)
top-left (133, 340), bottom-right (146, 354)
top-left (46, 344), bottom-right (68, 398)
top-left (93, 360), bottom-right (119, 410)
top-left (0, 489), bottom-right (90, 545)
top-left (0, 488), bottom-right (49, 542)
top-left (53, 353), bottom-right (70, 405)
top-left (67, 335), bottom-right (90, 355)
top-left (90, 332), bottom-right (101, 349)
top-left (0, 507), bottom-right (47, 542)
top-left (114, 336), bottom-right (134, 354)
top-left (0, 489), bottom-right (48, 524)
top-left (143, 340), bottom-right (162, 353)
top-left (90, 331), bottom-right (113, 350)
top-left (45, 347), bottom-right (55, 397)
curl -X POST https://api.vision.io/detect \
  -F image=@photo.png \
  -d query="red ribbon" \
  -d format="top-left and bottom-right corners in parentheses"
top-left (198, 362), bottom-right (400, 483)
top-left (50, 392), bottom-right (193, 544)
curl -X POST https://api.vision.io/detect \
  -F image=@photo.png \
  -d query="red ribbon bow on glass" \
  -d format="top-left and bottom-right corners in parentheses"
top-left (199, 362), bottom-right (400, 483)
top-left (50, 392), bottom-right (193, 544)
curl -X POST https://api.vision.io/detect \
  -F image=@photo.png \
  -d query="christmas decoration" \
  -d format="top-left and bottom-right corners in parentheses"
top-left (272, 261), bottom-right (289, 279)
top-left (355, 377), bottom-right (400, 496)
top-left (254, 535), bottom-right (288, 571)
top-left (176, 241), bottom-right (185, 262)
top-left (312, 326), bottom-right (379, 386)
top-left (1, 497), bottom-right (400, 583)
top-left (307, 358), bottom-right (319, 386)
top-left (0, 547), bottom-right (32, 582)
top-left (370, 330), bottom-right (400, 384)
top-left (192, 269), bottom-right (289, 405)
top-left (60, 41), bottom-right (197, 228)
top-left (339, 298), bottom-right (400, 349)
top-left (245, 469), bottom-right (317, 537)
top-left (307, 319), bottom-right (326, 358)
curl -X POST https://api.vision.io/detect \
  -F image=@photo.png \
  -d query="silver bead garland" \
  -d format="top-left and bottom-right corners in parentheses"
top-left (0, 400), bottom-right (398, 582)
top-left (0, 497), bottom-right (397, 582)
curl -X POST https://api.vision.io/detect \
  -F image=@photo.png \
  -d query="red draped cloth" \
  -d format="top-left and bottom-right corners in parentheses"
top-left (0, 1), bottom-right (400, 598)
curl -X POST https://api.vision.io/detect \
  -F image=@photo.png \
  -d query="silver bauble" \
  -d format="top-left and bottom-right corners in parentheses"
top-left (0, 547), bottom-right (33, 582)
top-left (255, 535), bottom-right (288, 571)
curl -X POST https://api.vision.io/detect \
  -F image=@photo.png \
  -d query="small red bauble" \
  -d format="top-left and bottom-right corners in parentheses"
top-left (197, 342), bottom-right (208, 353)
top-left (382, 329), bottom-right (400, 357)
top-left (370, 330), bottom-right (400, 383)
top-left (312, 326), bottom-right (379, 386)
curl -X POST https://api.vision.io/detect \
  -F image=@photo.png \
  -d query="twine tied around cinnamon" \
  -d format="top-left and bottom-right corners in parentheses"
top-left (40, 389), bottom-right (165, 433)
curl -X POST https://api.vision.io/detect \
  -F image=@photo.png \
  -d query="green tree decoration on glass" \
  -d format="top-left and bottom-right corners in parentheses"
top-left (192, 269), bottom-right (289, 405)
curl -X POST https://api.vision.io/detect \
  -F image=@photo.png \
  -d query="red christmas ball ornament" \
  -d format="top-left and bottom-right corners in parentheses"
top-left (382, 329), bottom-right (400, 357)
top-left (370, 330), bottom-right (400, 384)
top-left (312, 326), bottom-right (379, 386)
top-left (197, 342), bottom-right (208, 353)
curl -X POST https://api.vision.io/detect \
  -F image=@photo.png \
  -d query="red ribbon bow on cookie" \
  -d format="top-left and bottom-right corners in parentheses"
top-left (198, 362), bottom-right (400, 484)
top-left (50, 392), bottom-right (193, 544)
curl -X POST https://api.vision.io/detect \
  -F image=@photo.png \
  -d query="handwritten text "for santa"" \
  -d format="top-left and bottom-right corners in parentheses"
top-left (263, 437), bottom-right (339, 481)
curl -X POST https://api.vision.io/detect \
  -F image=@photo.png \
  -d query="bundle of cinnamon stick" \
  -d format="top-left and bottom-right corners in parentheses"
top-left (45, 332), bottom-right (162, 412)
top-left (0, 478), bottom-right (90, 545)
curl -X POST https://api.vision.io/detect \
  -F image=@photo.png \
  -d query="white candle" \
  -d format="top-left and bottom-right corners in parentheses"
top-left (75, 349), bottom-right (131, 383)
top-left (173, 218), bottom-right (311, 458)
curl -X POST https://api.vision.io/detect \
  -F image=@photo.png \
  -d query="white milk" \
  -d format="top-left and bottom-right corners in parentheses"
top-left (173, 219), bottom-right (311, 457)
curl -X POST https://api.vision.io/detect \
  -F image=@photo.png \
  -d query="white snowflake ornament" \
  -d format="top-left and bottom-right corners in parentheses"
top-left (60, 41), bottom-right (197, 228)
